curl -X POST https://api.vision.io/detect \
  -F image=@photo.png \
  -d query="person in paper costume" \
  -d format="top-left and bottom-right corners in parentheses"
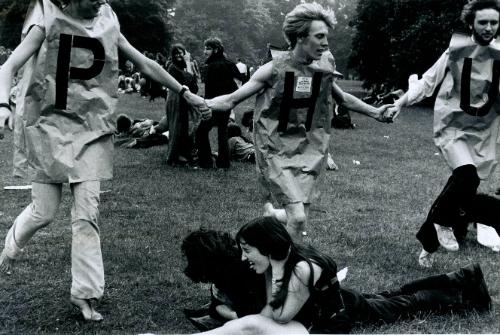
top-left (389, 0), bottom-right (500, 267)
top-left (0, 0), bottom-right (208, 321)
top-left (205, 3), bottom-right (393, 241)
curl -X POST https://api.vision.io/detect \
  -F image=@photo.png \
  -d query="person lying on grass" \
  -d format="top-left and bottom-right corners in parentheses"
top-left (189, 217), bottom-right (491, 334)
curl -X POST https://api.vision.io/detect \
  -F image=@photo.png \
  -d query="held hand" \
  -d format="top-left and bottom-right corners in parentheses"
top-left (205, 96), bottom-right (233, 112)
top-left (386, 104), bottom-right (402, 121)
top-left (374, 104), bottom-right (395, 123)
top-left (184, 91), bottom-right (212, 120)
top-left (0, 107), bottom-right (13, 140)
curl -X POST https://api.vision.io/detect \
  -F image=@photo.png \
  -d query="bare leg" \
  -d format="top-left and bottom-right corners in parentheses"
top-left (263, 202), bottom-right (287, 223)
top-left (0, 249), bottom-right (15, 275)
top-left (285, 202), bottom-right (307, 243)
top-left (70, 296), bottom-right (103, 322)
top-left (326, 152), bottom-right (338, 170)
top-left (194, 314), bottom-right (308, 335)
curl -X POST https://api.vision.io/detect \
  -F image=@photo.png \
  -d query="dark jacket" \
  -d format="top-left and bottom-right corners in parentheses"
top-left (204, 54), bottom-right (240, 99)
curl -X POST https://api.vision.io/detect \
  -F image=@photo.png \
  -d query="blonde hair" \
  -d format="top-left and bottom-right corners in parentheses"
top-left (283, 2), bottom-right (336, 48)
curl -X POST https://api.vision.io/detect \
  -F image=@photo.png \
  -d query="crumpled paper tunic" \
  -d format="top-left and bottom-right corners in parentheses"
top-left (407, 33), bottom-right (500, 180)
top-left (254, 51), bottom-right (334, 205)
top-left (14, 0), bottom-right (120, 183)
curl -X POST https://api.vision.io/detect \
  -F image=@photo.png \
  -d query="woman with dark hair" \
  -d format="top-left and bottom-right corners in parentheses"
top-left (164, 43), bottom-right (199, 166)
top-left (194, 217), bottom-right (491, 334)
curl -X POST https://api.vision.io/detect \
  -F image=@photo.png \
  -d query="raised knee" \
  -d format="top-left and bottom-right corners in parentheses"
top-left (288, 210), bottom-right (306, 228)
top-left (30, 203), bottom-right (57, 227)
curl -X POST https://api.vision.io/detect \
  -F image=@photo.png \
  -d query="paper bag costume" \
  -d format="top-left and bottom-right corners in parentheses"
top-left (14, 0), bottom-right (120, 183)
top-left (408, 33), bottom-right (500, 179)
top-left (254, 51), bottom-right (335, 205)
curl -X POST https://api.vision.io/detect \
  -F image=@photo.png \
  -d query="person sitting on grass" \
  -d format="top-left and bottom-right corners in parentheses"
top-left (227, 122), bottom-right (256, 163)
top-left (192, 217), bottom-right (492, 335)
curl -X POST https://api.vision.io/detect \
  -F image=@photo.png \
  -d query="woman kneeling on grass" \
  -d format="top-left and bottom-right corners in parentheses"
top-left (194, 217), bottom-right (492, 334)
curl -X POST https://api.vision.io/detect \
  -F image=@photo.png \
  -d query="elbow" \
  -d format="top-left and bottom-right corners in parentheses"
top-left (0, 62), bottom-right (16, 78)
top-left (273, 313), bottom-right (293, 324)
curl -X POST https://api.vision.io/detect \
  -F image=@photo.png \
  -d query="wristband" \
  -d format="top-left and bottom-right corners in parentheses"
top-left (0, 103), bottom-right (12, 112)
top-left (178, 85), bottom-right (189, 97)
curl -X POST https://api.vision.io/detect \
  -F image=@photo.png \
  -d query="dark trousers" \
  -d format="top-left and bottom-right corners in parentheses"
top-left (416, 164), bottom-right (480, 253)
top-left (323, 264), bottom-right (489, 333)
top-left (195, 111), bottom-right (231, 168)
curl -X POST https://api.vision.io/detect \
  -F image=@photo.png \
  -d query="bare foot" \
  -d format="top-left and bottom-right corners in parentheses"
top-left (263, 203), bottom-right (287, 223)
top-left (70, 296), bottom-right (103, 322)
top-left (0, 249), bottom-right (15, 275)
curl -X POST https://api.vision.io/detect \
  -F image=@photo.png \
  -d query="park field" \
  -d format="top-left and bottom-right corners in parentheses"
top-left (0, 83), bottom-right (499, 334)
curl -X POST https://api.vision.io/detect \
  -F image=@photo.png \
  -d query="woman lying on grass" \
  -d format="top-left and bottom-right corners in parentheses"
top-left (193, 217), bottom-right (491, 334)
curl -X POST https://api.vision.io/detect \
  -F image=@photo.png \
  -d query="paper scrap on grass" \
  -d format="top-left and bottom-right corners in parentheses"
top-left (337, 267), bottom-right (348, 282)
top-left (4, 185), bottom-right (32, 190)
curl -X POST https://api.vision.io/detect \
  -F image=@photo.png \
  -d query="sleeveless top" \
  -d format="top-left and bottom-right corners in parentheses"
top-left (14, 0), bottom-right (120, 182)
top-left (254, 51), bottom-right (335, 204)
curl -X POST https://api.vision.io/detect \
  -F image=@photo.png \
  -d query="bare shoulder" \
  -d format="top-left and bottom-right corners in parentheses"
top-left (250, 61), bottom-right (273, 83)
top-left (293, 261), bottom-right (322, 283)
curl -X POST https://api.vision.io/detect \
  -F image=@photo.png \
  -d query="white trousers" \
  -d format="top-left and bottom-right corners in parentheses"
top-left (3, 181), bottom-right (104, 299)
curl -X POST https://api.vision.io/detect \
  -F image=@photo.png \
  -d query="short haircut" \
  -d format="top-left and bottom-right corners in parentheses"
top-left (204, 37), bottom-right (224, 56)
top-left (461, 0), bottom-right (500, 26)
top-left (282, 2), bottom-right (336, 48)
top-left (116, 114), bottom-right (132, 133)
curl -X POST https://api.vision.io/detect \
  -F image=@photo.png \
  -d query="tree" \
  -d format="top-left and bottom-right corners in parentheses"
top-left (171, 0), bottom-right (273, 66)
top-left (109, 0), bottom-right (175, 56)
top-left (0, 0), bottom-right (31, 48)
top-left (329, 0), bottom-right (358, 77)
top-left (0, 0), bottom-right (176, 57)
top-left (349, 0), bottom-right (466, 90)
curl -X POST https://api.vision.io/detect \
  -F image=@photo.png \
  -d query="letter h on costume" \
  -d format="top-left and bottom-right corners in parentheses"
top-left (278, 72), bottom-right (323, 132)
top-left (56, 34), bottom-right (105, 110)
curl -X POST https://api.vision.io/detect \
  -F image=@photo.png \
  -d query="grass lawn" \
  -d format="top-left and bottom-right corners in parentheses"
top-left (1, 82), bottom-right (499, 334)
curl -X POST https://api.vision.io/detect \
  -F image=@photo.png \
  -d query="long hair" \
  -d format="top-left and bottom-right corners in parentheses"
top-left (170, 43), bottom-right (187, 69)
top-left (282, 2), bottom-right (336, 48)
top-left (236, 217), bottom-right (338, 309)
top-left (204, 37), bottom-right (225, 63)
top-left (461, 0), bottom-right (500, 26)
